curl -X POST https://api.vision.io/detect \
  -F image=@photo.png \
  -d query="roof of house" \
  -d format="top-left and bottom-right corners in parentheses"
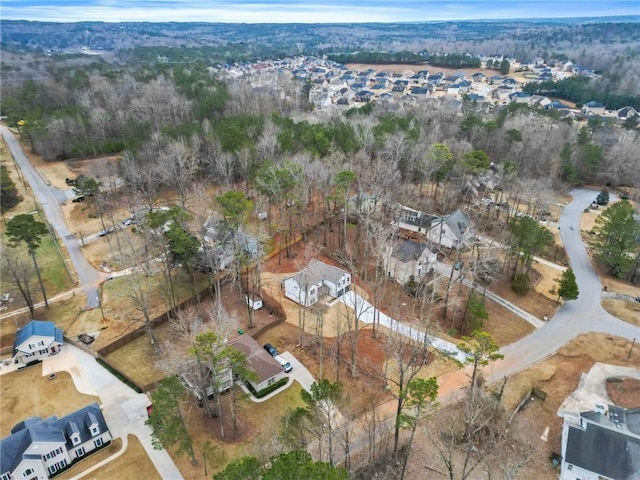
top-left (229, 334), bottom-right (283, 384)
top-left (618, 106), bottom-right (638, 118)
top-left (391, 240), bottom-right (433, 263)
top-left (288, 260), bottom-right (349, 289)
top-left (432, 210), bottom-right (469, 240)
top-left (584, 100), bottom-right (605, 108)
top-left (1, 403), bottom-right (107, 475)
top-left (13, 320), bottom-right (63, 354)
top-left (565, 413), bottom-right (640, 479)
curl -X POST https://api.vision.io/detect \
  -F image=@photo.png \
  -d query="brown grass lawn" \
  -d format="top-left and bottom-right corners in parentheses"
top-left (491, 270), bottom-right (559, 322)
top-left (602, 299), bottom-right (640, 327)
top-left (0, 365), bottom-right (99, 437)
top-left (56, 435), bottom-right (161, 480)
top-left (406, 333), bottom-right (640, 480)
top-left (0, 139), bottom-right (39, 223)
top-left (103, 320), bottom-right (170, 388)
top-left (55, 437), bottom-right (123, 480)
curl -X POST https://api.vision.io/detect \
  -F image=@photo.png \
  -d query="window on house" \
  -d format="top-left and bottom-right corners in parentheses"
top-left (76, 447), bottom-right (85, 457)
top-left (1, 473), bottom-right (11, 480)
top-left (39, 349), bottom-right (48, 355)
top-left (28, 344), bottom-right (35, 349)
top-left (91, 426), bottom-right (99, 436)
top-left (268, 378), bottom-right (275, 386)
top-left (72, 435), bottom-right (81, 446)
top-left (37, 341), bottom-right (44, 346)
top-left (94, 438), bottom-right (104, 448)
top-left (48, 466), bottom-right (57, 476)
top-left (23, 468), bottom-right (34, 477)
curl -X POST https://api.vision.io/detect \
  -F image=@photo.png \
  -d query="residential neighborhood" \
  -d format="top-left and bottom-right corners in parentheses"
top-left (1, 13), bottom-right (639, 480)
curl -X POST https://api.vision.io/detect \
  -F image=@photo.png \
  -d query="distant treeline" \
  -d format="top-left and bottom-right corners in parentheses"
top-left (328, 51), bottom-right (426, 65)
top-left (522, 76), bottom-right (640, 110)
top-left (328, 51), bottom-right (482, 69)
top-left (427, 53), bottom-right (481, 69)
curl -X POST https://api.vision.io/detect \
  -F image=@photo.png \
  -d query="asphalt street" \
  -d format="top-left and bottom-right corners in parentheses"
top-left (1, 126), bottom-right (101, 308)
top-left (438, 188), bottom-right (640, 400)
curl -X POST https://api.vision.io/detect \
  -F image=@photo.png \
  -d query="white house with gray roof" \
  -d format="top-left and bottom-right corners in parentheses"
top-left (385, 240), bottom-right (437, 284)
top-left (427, 209), bottom-right (471, 249)
top-left (12, 320), bottom-right (63, 366)
top-left (0, 403), bottom-right (111, 479)
top-left (283, 260), bottom-right (351, 307)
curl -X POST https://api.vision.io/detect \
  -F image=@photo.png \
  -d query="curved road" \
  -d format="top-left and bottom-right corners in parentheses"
top-left (439, 188), bottom-right (640, 398)
top-left (1, 126), bottom-right (101, 308)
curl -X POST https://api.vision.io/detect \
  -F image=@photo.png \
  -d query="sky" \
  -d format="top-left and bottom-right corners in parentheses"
top-left (1, 0), bottom-right (639, 23)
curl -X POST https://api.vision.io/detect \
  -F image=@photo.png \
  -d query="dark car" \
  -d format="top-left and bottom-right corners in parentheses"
top-left (72, 196), bottom-right (85, 203)
top-left (263, 343), bottom-right (278, 357)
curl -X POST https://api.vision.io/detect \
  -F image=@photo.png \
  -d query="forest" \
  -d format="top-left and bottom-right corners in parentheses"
top-left (1, 17), bottom-right (640, 480)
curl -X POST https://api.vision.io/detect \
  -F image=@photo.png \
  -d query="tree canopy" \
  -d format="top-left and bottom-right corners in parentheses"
top-left (590, 200), bottom-right (640, 278)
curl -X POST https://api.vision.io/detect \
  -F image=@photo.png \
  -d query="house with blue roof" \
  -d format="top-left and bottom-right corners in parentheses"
top-left (13, 320), bottom-right (63, 365)
top-left (582, 101), bottom-right (606, 115)
top-left (0, 403), bottom-right (111, 479)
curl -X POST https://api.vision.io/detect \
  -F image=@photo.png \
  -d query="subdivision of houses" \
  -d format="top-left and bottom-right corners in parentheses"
top-left (0, 403), bottom-right (112, 479)
top-left (384, 239), bottom-right (438, 284)
top-left (282, 259), bottom-right (351, 307)
top-left (229, 334), bottom-right (286, 392)
top-left (557, 364), bottom-right (640, 480)
top-left (12, 320), bottom-right (63, 366)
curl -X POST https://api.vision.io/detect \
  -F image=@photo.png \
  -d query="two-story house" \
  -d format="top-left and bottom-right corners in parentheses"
top-left (12, 320), bottom-right (63, 366)
top-left (0, 403), bottom-right (111, 479)
top-left (283, 260), bottom-right (351, 307)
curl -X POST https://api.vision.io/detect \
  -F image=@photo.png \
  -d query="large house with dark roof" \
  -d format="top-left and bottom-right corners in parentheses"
top-left (0, 403), bottom-right (111, 479)
top-left (229, 334), bottom-right (286, 392)
top-left (427, 210), bottom-right (471, 249)
top-left (13, 320), bottom-right (63, 365)
top-left (560, 404), bottom-right (640, 480)
top-left (384, 240), bottom-right (437, 284)
top-left (282, 260), bottom-right (351, 307)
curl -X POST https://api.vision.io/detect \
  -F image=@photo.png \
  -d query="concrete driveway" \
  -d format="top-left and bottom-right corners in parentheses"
top-left (280, 351), bottom-right (316, 391)
top-left (43, 344), bottom-right (183, 479)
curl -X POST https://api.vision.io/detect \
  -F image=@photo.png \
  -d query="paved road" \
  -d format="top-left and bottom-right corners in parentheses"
top-left (1, 126), bottom-right (101, 308)
top-left (438, 188), bottom-right (639, 398)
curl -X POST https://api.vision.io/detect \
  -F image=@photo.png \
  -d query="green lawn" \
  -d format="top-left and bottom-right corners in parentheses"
top-left (1, 214), bottom-right (74, 310)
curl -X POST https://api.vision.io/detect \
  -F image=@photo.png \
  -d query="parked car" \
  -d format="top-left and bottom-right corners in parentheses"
top-left (121, 217), bottom-right (135, 226)
top-left (98, 227), bottom-right (115, 237)
top-left (274, 355), bottom-right (292, 373)
top-left (72, 196), bottom-right (85, 203)
top-left (263, 343), bottom-right (278, 357)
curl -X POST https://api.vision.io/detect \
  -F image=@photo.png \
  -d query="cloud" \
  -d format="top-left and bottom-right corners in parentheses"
top-left (2, 1), bottom-right (639, 23)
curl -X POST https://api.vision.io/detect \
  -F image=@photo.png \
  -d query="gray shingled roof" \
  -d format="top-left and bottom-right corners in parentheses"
top-left (391, 240), bottom-right (430, 263)
top-left (431, 209), bottom-right (469, 240)
top-left (565, 420), bottom-right (640, 479)
top-left (290, 260), bottom-right (348, 289)
top-left (13, 320), bottom-right (63, 356)
top-left (0, 403), bottom-right (108, 476)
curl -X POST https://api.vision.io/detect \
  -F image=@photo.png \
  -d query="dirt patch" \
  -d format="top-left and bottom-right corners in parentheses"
top-left (606, 378), bottom-right (640, 408)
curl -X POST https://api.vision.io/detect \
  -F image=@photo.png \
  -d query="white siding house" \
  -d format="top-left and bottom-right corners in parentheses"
top-left (385, 240), bottom-right (437, 284)
top-left (282, 260), bottom-right (351, 307)
top-left (0, 403), bottom-right (111, 479)
top-left (12, 320), bottom-right (63, 365)
top-left (427, 210), bottom-right (471, 249)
